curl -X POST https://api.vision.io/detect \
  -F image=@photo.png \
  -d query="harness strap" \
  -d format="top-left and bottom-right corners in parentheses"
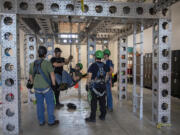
top-left (35, 88), bottom-right (50, 94)
top-left (33, 59), bottom-right (52, 87)
top-left (92, 87), bottom-right (105, 97)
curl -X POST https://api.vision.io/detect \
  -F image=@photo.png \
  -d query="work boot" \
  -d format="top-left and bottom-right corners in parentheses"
top-left (99, 115), bottom-right (105, 121)
top-left (48, 120), bottom-right (59, 126)
top-left (55, 103), bottom-right (64, 109)
top-left (85, 117), bottom-right (96, 122)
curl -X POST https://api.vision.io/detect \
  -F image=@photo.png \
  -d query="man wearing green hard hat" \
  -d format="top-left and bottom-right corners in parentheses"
top-left (76, 63), bottom-right (83, 70)
top-left (85, 50), bottom-right (109, 122)
top-left (103, 49), bottom-right (114, 112)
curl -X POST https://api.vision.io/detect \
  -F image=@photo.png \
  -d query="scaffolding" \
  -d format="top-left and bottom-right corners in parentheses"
top-left (0, 0), bottom-right (175, 134)
top-left (132, 23), bottom-right (144, 120)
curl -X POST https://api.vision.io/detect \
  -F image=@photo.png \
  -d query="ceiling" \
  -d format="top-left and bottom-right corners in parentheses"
top-left (18, 0), bottom-right (178, 45)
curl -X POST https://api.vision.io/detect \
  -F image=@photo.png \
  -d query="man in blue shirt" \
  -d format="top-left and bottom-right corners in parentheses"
top-left (103, 49), bottom-right (114, 112)
top-left (85, 50), bottom-right (109, 122)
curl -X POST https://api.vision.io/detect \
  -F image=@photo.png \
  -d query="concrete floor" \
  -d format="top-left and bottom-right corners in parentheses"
top-left (0, 82), bottom-right (180, 135)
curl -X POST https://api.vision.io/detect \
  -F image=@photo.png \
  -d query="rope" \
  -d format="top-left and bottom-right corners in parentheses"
top-left (69, 16), bottom-right (73, 68)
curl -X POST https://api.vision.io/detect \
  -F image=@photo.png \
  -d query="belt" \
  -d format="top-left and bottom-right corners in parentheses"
top-left (91, 79), bottom-right (104, 84)
top-left (92, 87), bottom-right (106, 97)
top-left (35, 88), bottom-right (51, 94)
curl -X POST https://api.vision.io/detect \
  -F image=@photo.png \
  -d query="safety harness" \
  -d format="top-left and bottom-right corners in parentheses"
top-left (33, 59), bottom-right (52, 94)
top-left (90, 62), bottom-right (106, 97)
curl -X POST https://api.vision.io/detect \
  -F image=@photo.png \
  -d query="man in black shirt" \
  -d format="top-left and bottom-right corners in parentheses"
top-left (85, 50), bottom-right (109, 122)
top-left (51, 48), bottom-right (73, 108)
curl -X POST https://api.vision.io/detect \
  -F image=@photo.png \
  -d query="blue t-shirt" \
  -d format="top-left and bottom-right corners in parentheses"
top-left (88, 62), bottom-right (109, 80)
top-left (105, 59), bottom-right (114, 70)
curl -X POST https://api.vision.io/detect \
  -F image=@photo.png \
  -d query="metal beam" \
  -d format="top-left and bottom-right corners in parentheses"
top-left (153, 0), bottom-right (179, 12)
top-left (152, 19), bottom-right (172, 128)
top-left (19, 17), bottom-right (35, 34)
top-left (4, 0), bottom-right (169, 19)
top-left (1, 13), bottom-right (21, 135)
top-left (110, 24), bottom-right (133, 40)
top-left (35, 18), bottom-right (53, 35)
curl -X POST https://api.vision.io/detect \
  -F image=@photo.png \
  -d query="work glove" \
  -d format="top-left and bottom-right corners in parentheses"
top-left (26, 80), bottom-right (33, 89)
top-left (69, 55), bottom-right (73, 60)
top-left (59, 83), bottom-right (68, 91)
top-left (52, 84), bottom-right (58, 91)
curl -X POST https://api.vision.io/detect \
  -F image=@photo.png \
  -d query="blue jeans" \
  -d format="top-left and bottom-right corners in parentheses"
top-left (35, 88), bottom-right (55, 124)
top-left (55, 71), bottom-right (73, 87)
top-left (106, 81), bottom-right (113, 110)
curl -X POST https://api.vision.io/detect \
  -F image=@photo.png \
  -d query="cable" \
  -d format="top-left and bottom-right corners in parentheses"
top-left (68, 16), bottom-right (73, 68)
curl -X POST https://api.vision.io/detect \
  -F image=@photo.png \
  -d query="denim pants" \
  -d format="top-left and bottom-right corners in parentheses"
top-left (106, 80), bottom-right (113, 109)
top-left (54, 71), bottom-right (73, 104)
top-left (55, 71), bottom-right (73, 87)
top-left (35, 88), bottom-right (55, 124)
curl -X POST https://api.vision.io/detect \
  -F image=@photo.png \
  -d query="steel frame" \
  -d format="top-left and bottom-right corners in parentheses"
top-left (1, 14), bottom-right (21, 134)
top-left (24, 35), bottom-right (37, 104)
top-left (118, 37), bottom-right (128, 100)
top-left (0, 0), bottom-right (174, 134)
top-left (153, 0), bottom-right (179, 12)
top-left (87, 35), bottom-right (96, 68)
top-left (14, 0), bottom-right (169, 19)
top-left (132, 23), bottom-right (144, 120)
top-left (77, 24), bottom-right (81, 99)
top-left (44, 35), bottom-right (54, 60)
top-left (152, 19), bottom-right (172, 127)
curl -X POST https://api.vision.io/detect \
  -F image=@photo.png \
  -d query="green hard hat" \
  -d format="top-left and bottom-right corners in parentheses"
top-left (103, 49), bottom-right (111, 56)
top-left (95, 50), bottom-right (104, 59)
top-left (76, 63), bottom-right (83, 70)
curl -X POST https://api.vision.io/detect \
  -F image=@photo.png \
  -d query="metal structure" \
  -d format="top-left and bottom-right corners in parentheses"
top-left (0, 0), bottom-right (177, 134)
top-left (153, 0), bottom-right (179, 12)
top-left (1, 14), bottom-right (21, 134)
top-left (132, 23), bottom-right (144, 120)
top-left (152, 19), bottom-right (172, 127)
top-left (24, 35), bottom-right (37, 104)
top-left (44, 35), bottom-right (54, 60)
top-left (77, 24), bottom-right (81, 98)
top-left (87, 35), bottom-right (96, 68)
top-left (118, 37), bottom-right (128, 100)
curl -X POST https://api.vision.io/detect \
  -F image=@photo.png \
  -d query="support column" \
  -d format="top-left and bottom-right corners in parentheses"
top-left (87, 35), bottom-right (96, 67)
top-left (118, 37), bottom-right (128, 100)
top-left (152, 19), bottom-right (171, 127)
top-left (133, 23), bottom-right (144, 119)
top-left (77, 24), bottom-right (81, 99)
top-left (102, 40), bottom-right (108, 50)
top-left (1, 14), bottom-right (20, 134)
top-left (25, 35), bottom-right (37, 104)
top-left (0, 15), bottom-right (2, 126)
top-left (133, 24), bottom-right (137, 113)
top-left (44, 35), bottom-right (54, 60)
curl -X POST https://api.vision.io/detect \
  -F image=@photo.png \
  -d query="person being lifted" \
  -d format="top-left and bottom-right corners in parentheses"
top-left (85, 50), bottom-right (109, 122)
top-left (50, 48), bottom-right (73, 109)
top-left (27, 46), bottom-right (59, 126)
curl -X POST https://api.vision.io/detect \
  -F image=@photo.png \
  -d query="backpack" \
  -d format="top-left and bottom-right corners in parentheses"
top-left (95, 62), bottom-right (106, 84)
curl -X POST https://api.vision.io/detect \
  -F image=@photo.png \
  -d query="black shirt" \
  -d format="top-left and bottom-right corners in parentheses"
top-left (88, 62), bottom-right (109, 80)
top-left (51, 57), bottom-right (65, 75)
